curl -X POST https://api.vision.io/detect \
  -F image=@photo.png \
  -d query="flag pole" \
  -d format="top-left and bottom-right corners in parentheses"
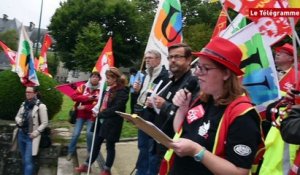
top-left (291, 19), bottom-right (298, 89)
top-left (35, 0), bottom-right (44, 58)
top-left (139, 56), bottom-right (145, 79)
top-left (277, 0), bottom-right (299, 89)
top-left (217, 0), bottom-right (234, 31)
top-left (87, 80), bottom-right (105, 175)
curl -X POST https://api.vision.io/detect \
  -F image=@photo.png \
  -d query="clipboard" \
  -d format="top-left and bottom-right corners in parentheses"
top-left (116, 111), bottom-right (173, 148)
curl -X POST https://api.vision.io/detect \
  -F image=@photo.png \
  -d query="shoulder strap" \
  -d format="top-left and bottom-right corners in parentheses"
top-left (213, 95), bottom-right (254, 157)
top-left (35, 100), bottom-right (42, 125)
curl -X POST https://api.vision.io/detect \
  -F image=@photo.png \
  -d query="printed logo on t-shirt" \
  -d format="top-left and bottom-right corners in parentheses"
top-left (198, 120), bottom-right (210, 139)
top-left (233, 144), bottom-right (252, 156)
top-left (186, 104), bottom-right (205, 124)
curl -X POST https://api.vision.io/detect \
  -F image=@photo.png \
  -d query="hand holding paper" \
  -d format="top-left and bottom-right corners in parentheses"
top-left (116, 111), bottom-right (173, 148)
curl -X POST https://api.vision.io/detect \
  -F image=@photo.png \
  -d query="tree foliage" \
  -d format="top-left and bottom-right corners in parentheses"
top-left (47, 52), bottom-right (59, 76)
top-left (0, 70), bottom-right (63, 121)
top-left (183, 23), bottom-right (213, 51)
top-left (0, 29), bottom-right (18, 51)
top-left (48, 0), bottom-right (222, 71)
top-left (73, 22), bottom-right (105, 71)
top-left (49, 0), bottom-right (146, 71)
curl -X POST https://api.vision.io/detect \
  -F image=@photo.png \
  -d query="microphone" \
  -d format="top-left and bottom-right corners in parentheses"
top-left (168, 78), bottom-right (199, 116)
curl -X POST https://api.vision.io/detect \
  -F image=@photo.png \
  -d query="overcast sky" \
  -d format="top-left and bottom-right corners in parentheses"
top-left (0, 0), bottom-right (65, 28)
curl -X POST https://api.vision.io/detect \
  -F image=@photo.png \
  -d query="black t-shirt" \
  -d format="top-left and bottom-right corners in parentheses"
top-left (170, 97), bottom-right (261, 175)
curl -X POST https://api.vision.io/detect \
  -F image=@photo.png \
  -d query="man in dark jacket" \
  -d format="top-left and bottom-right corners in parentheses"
top-left (148, 43), bottom-right (200, 167)
top-left (281, 105), bottom-right (300, 144)
top-left (133, 49), bottom-right (169, 175)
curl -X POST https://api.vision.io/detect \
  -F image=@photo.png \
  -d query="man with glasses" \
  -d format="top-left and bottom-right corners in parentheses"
top-left (133, 50), bottom-right (169, 175)
top-left (146, 43), bottom-right (200, 171)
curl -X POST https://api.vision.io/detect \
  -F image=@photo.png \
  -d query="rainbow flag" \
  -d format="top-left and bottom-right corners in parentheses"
top-left (145, 0), bottom-right (183, 68)
top-left (15, 25), bottom-right (39, 86)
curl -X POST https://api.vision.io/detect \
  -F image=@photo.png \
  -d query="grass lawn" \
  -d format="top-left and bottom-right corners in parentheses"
top-left (51, 94), bottom-right (138, 139)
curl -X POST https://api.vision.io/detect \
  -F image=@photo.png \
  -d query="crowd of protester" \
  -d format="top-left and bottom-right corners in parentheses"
top-left (12, 38), bottom-right (300, 175)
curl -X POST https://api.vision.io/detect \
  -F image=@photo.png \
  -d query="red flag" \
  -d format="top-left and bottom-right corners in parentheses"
top-left (38, 34), bottom-right (52, 77)
top-left (91, 37), bottom-right (115, 113)
top-left (222, 0), bottom-right (292, 39)
top-left (0, 40), bottom-right (16, 71)
top-left (211, 7), bottom-right (228, 38)
top-left (93, 37), bottom-right (114, 73)
top-left (55, 81), bottom-right (86, 98)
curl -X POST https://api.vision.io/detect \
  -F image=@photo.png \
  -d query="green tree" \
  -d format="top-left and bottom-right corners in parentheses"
top-left (0, 29), bottom-right (18, 51)
top-left (0, 70), bottom-right (63, 121)
top-left (47, 51), bottom-right (59, 76)
top-left (73, 22), bottom-right (105, 71)
top-left (183, 23), bottom-right (213, 51)
top-left (49, 0), bottom-right (145, 71)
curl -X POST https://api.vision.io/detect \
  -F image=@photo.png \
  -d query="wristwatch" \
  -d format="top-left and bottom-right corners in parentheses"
top-left (194, 147), bottom-right (206, 162)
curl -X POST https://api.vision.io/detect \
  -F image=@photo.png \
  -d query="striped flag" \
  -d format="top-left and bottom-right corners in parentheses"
top-left (15, 25), bottom-right (39, 86)
top-left (145, 0), bottom-right (183, 68)
top-left (0, 40), bottom-right (16, 71)
top-left (38, 34), bottom-right (52, 77)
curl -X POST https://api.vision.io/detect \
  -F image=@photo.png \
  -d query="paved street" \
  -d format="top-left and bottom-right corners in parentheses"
top-left (56, 140), bottom-right (138, 175)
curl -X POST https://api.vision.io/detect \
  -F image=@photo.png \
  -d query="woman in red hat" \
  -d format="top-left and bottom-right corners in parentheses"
top-left (168, 37), bottom-right (263, 175)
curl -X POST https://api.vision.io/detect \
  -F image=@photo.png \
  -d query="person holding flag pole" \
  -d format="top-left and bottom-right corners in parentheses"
top-left (75, 67), bottom-right (129, 175)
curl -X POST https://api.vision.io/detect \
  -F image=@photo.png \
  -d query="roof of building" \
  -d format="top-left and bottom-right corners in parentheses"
top-left (0, 14), bottom-right (51, 70)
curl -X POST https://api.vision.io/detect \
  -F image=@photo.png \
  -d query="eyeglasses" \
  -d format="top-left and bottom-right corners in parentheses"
top-left (167, 55), bottom-right (186, 60)
top-left (195, 64), bottom-right (218, 75)
top-left (26, 91), bottom-right (35, 94)
top-left (144, 56), bottom-right (156, 60)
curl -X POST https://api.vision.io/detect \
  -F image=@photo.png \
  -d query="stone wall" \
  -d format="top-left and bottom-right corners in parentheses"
top-left (0, 121), bottom-right (61, 175)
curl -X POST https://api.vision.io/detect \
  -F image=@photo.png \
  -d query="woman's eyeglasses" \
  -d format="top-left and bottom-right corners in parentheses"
top-left (195, 64), bottom-right (218, 75)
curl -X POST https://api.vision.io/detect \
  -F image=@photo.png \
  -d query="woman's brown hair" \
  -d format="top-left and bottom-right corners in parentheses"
top-left (200, 62), bottom-right (246, 105)
top-left (105, 67), bottom-right (128, 87)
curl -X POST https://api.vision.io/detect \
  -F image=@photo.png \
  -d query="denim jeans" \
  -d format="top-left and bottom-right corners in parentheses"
top-left (136, 129), bottom-right (159, 175)
top-left (68, 118), bottom-right (93, 154)
top-left (18, 129), bottom-right (33, 175)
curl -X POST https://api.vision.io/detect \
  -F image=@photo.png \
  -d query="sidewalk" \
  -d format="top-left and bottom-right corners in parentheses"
top-left (56, 140), bottom-right (138, 175)
top-left (53, 127), bottom-right (139, 175)
top-left (99, 141), bottom-right (138, 175)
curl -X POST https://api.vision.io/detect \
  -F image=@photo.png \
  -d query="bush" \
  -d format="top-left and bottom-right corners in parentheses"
top-left (0, 70), bottom-right (63, 121)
